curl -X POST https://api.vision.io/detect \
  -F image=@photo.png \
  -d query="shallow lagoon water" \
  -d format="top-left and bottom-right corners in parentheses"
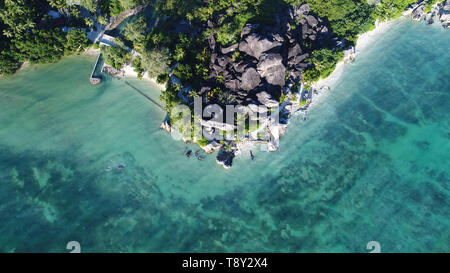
top-left (0, 20), bottom-right (449, 252)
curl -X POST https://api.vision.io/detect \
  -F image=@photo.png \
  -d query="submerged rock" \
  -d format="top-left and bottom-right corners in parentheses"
top-left (216, 148), bottom-right (236, 169)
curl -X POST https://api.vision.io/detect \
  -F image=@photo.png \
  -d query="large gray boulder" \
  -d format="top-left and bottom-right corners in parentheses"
top-left (225, 78), bottom-right (241, 92)
top-left (306, 15), bottom-right (319, 28)
top-left (412, 4), bottom-right (425, 21)
top-left (290, 4), bottom-right (310, 20)
top-left (212, 63), bottom-right (224, 73)
top-left (208, 35), bottom-right (216, 50)
top-left (440, 1), bottom-right (450, 28)
top-left (239, 33), bottom-right (282, 59)
top-left (297, 4), bottom-right (310, 17)
top-left (241, 24), bottom-right (260, 38)
top-left (233, 61), bottom-right (248, 74)
top-left (241, 67), bottom-right (261, 91)
top-left (256, 91), bottom-right (279, 108)
top-left (288, 43), bottom-right (302, 61)
top-left (294, 53), bottom-right (309, 65)
top-left (257, 53), bottom-right (286, 87)
top-left (288, 44), bottom-right (309, 70)
top-left (221, 43), bottom-right (239, 55)
top-left (217, 55), bottom-right (232, 67)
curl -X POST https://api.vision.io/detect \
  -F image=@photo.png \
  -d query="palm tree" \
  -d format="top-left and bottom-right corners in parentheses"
top-left (85, 18), bottom-right (94, 27)
top-left (25, 19), bottom-right (36, 29)
top-left (3, 29), bottom-right (13, 38)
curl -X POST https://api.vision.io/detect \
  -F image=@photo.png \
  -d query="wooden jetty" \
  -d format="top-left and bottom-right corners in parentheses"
top-left (123, 80), bottom-right (165, 111)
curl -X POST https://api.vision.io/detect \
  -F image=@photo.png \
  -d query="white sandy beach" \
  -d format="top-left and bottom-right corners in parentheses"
top-left (309, 18), bottom-right (401, 110)
top-left (122, 64), bottom-right (166, 90)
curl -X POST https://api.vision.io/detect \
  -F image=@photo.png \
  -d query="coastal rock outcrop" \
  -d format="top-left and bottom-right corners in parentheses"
top-left (161, 1), bottom-right (449, 169)
top-left (412, 4), bottom-right (426, 21)
top-left (202, 140), bottom-right (222, 154)
top-left (257, 53), bottom-right (286, 87)
top-left (171, 3), bottom-right (337, 168)
top-left (256, 91), bottom-right (279, 108)
top-left (204, 3), bottom-right (330, 106)
top-left (408, 0), bottom-right (450, 28)
top-left (438, 1), bottom-right (450, 28)
top-left (216, 147), bottom-right (236, 169)
top-left (239, 33), bottom-right (282, 59)
top-left (241, 67), bottom-right (261, 91)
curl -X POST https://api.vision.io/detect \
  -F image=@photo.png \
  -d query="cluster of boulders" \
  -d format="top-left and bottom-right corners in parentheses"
top-left (161, 1), bottom-right (449, 169)
top-left (216, 146), bottom-right (237, 169)
top-left (405, 0), bottom-right (450, 28)
top-left (199, 4), bottom-right (333, 108)
top-left (427, 0), bottom-right (450, 27)
top-left (102, 66), bottom-right (125, 78)
top-left (166, 4), bottom-right (336, 168)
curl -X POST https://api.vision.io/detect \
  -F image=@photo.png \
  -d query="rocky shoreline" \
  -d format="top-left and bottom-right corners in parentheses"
top-left (406, 0), bottom-right (450, 27)
top-left (157, 1), bottom-right (449, 169)
top-left (161, 4), bottom-right (338, 168)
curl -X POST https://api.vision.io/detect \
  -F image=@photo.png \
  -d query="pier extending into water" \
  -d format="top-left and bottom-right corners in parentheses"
top-left (123, 80), bottom-right (165, 111)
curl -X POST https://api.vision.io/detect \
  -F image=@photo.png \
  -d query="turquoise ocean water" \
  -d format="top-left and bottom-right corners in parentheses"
top-left (0, 20), bottom-right (449, 252)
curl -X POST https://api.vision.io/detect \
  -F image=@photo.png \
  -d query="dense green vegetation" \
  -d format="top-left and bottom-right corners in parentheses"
top-left (285, 0), bottom-right (418, 44)
top-left (131, 48), bottom-right (171, 78)
top-left (0, 0), bottom-right (85, 76)
top-left (292, 0), bottom-right (377, 43)
top-left (47, 0), bottom-right (144, 16)
top-left (142, 0), bottom-right (423, 112)
top-left (0, 0), bottom-right (148, 76)
top-left (122, 15), bottom-right (147, 49)
top-left (375, 0), bottom-right (417, 21)
top-left (425, 0), bottom-right (441, 12)
top-left (302, 48), bottom-right (344, 84)
top-left (294, 0), bottom-right (418, 84)
top-left (1, 0), bottom-right (427, 92)
top-left (65, 29), bottom-right (91, 54)
top-left (101, 45), bottom-right (131, 69)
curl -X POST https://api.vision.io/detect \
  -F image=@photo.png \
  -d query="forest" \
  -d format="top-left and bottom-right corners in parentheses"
top-left (1, 0), bottom-right (418, 92)
top-left (144, 0), bottom-right (418, 111)
top-left (0, 0), bottom-right (145, 76)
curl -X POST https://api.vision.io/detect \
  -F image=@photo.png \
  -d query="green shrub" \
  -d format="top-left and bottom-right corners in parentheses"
top-left (197, 137), bottom-right (210, 147)
top-left (101, 46), bottom-right (132, 69)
